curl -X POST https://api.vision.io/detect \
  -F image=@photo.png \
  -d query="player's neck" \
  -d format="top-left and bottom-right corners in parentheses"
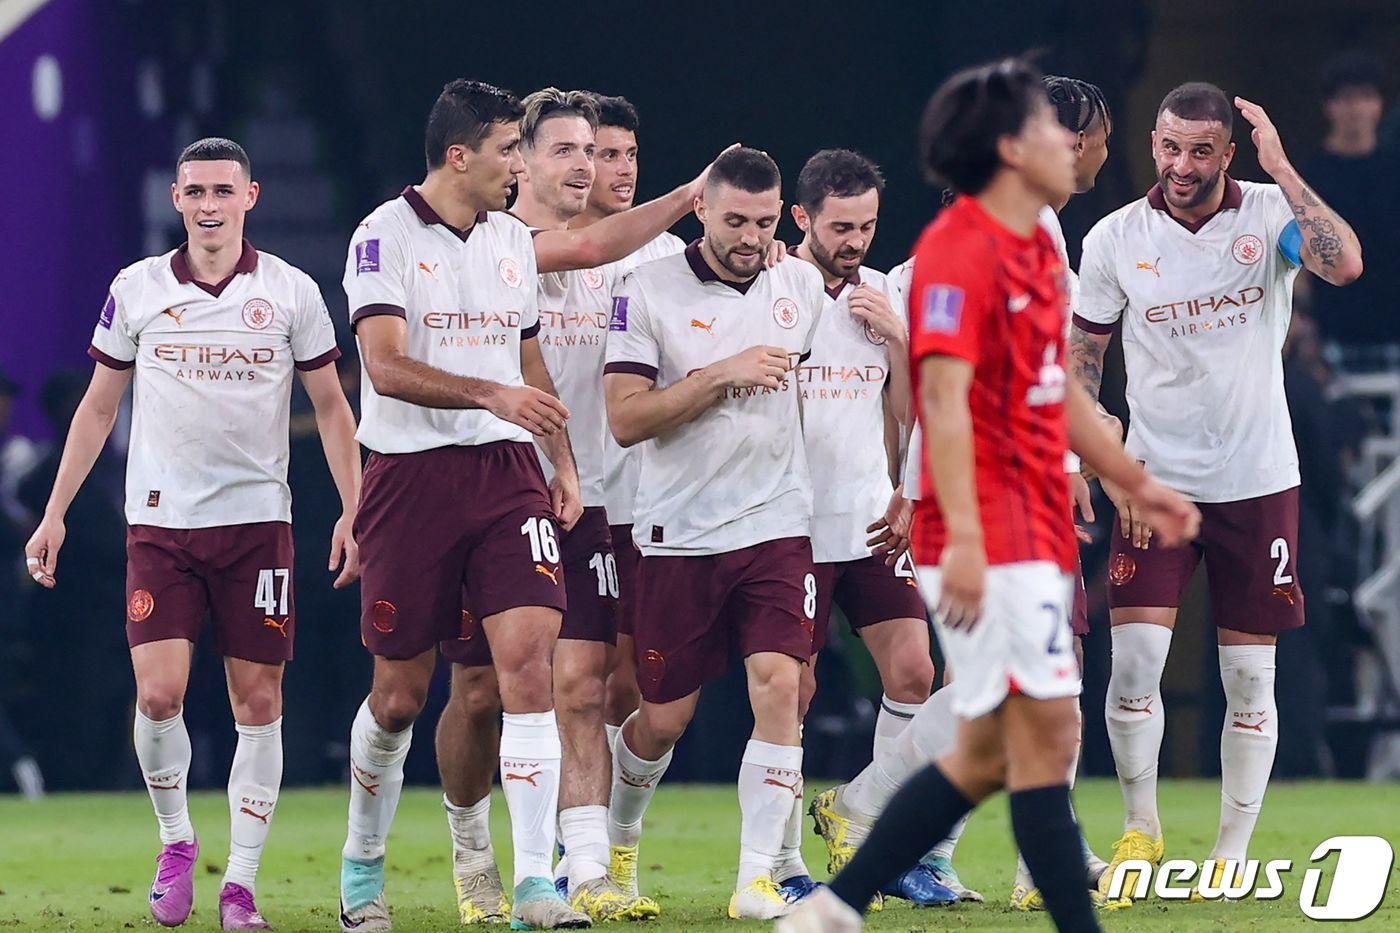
top-left (974, 175), bottom-right (1043, 238)
top-left (699, 238), bottom-right (756, 284)
top-left (416, 174), bottom-right (483, 232)
top-left (512, 188), bottom-right (571, 231)
top-left (184, 234), bottom-right (244, 284)
top-left (572, 203), bottom-right (613, 228)
top-left (1324, 126), bottom-right (1376, 158)
top-left (795, 240), bottom-right (843, 289)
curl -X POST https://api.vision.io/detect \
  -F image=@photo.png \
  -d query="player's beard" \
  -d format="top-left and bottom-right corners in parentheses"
top-left (1158, 164), bottom-right (1222, 210)
top-left (708, 231), bottom-right (764, 279)
top-left (809, 234), bottom-right (864, 282)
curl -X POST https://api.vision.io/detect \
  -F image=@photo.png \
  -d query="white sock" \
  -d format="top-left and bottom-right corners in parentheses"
top-left (1105, 623), bottom-right (1172, 837)
top-left (135, 709), bottom-right (196, 845)
top-left (223, 718), bottom-right (283, 892)
top-left (604, 723), bottom-right (621, 755)
top-left (343, 698), bottom-right (413, 862)
top-left (844, 681), bottom-right (958, 822)
top-left (737, 739), bottom-right (802, 889)
top-left (773, 788), bottom-right (811, 883)
top-left (608, 713), bottom-right (672, 848)
top-left (929, 814), bottom-right (968, 862)
top-left (1213, 645), bottom-right (1278, 861)
top-left (500, 710), bottom-right (562, 885)
top-left (561, 805), bottom-right (610, 889)
top-left (445, 793), bottom-right (493, 853)
top-left (873, 695), bottom-right (921, 760)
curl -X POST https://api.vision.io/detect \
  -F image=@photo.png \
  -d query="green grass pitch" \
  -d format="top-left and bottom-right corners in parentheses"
top-left (1, 779), bottom-right (1396, 931)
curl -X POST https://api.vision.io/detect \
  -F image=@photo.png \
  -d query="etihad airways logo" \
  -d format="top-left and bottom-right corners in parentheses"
top-left (422, 310), bottom-right (522, 329)
top-left (1144, 286), bottom-right (1263, 324)
top-left (154, 345), bottom-right (275, 366)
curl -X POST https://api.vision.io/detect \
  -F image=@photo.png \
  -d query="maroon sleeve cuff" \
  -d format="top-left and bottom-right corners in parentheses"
top-left (522, 321), bottom-right (541, 339)
top-left (88, 345), bottom-right (135, 370)
top-left (295, 347), bottom-right (342, 371)
top-left (350, 303), bottom-right (407, 331)
top-left (604, 361), bottom-right (659, 381)
top-left (1071, 313), bottom-right (1116, 336)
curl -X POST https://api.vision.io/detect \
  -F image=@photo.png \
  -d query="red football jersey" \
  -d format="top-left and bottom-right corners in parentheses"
top-left (908, 195), bottom-right (1075, 572)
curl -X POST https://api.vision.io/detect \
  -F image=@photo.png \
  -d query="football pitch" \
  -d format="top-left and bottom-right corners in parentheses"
top-left (1, 779), bottom-right (1396, 931)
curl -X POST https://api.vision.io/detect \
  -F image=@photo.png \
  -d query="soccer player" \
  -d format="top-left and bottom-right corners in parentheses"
top-left (24, 137), bottom-right (360, 931)
top-left (339, 79), bottom-right (726, 932)
top-left (1070, 82), bottom-right (1362, 897)
top-left (432, 87), bottom-right (657, 923)
top-left (603, 147), bottom-right (827, 920)
top-left (785, 149), bottom-right (953, 907)
top-left (781, 58), bottom-right (1198, 933)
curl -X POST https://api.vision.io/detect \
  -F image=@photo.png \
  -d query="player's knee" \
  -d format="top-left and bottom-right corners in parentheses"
top-left (885, 652), bottom-right (935, 704)
top-left (372, 686), bottom-right (428, 733)
top-left (454, 670), bottom-right (501, 722)
top-left (136, 684), bottom-right (185, 722)
top-left (230, 689), bottom-right (282, 726)
top-left (796, 664), bottom-right (817, 720)
top-left (748, 661), bottom-right (801, 723)
top-left (604, 672), bottom-right (640, 723)
top-left (635, 703), bottom-right (689, 750)
top-left (556, 670), bottom-right (606, 724)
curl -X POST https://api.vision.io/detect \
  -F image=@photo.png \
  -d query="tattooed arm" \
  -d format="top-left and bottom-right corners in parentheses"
top-left (1068, 324), bottom-right (1111, 402)
top-left (1236, 96), bottom-right (1363, 286)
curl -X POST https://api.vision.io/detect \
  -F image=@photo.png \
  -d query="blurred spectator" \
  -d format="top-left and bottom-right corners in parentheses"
top-left (16, 369), bottom-right (130, 789)
top-left (1300, 52), bottom-right (1400, 349)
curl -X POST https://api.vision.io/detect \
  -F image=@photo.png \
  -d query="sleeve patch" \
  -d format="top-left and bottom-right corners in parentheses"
top-left (99, 294), bottom-right (115, 329)
top-left (355, 239), bottom-right (381, 274)
top-left (921, 285), bottom-right (964, 334)
top-left (609, 296), bottom-right (629, 331)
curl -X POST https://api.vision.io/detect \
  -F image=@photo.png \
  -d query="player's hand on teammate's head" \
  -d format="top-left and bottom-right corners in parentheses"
top-left (488, 385), bottom-right (570, 437)
top-left (936, 538), bottom-right (986, 630)
top-left (329, 512), bottom-right (359, 589)
top-left (714, 345), bottom-right (790, 390)
top-left (1131, 477), bottom-right (1201, 548)
top-left (23, 517), bottom-right (64, 589)
top-left (689, 143), bottom-right (743, 199)
top-left (764, 239), bottom-right (788, 268)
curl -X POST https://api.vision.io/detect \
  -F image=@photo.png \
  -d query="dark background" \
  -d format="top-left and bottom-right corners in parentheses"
top-left (2, 0), bottom-right (1397, 791)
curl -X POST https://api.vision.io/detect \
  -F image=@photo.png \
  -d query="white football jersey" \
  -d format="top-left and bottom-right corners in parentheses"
top-left (1077, 178), bottom-right (1301, 502)
top-left (344, 188), bottom-right (539, 454)
top-left (89, 241), bottom-right (340, 528)
top-left (604, 243), bottom-right (825, 555)
top-left (799, 264), bottom-right (902, 563)
top-left (600, 232), bottom-right (685, 525)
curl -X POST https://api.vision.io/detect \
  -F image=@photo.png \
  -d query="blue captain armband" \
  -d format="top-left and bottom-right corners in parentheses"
top-left (1279, 220), bottom-right (1303, 266)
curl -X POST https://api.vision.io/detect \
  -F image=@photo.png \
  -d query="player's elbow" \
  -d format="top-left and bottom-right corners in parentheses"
top-left (608, 410), bottom-right (643, 448)
top-left (1328, 253), bottom-right (1363, 286)
top-left (362, 352), bottom-right (409, 401)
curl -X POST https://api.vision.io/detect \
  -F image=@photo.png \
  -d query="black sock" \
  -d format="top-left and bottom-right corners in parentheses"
top-left (828, 763), bottom-right (973, 911)
top-left (1011, 784), bottom-right (1100, 933)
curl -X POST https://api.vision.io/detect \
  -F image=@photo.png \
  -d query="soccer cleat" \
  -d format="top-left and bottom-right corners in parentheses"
top-left (149, 837), bottom-right (198, 927)
top-left (1189, 858), bottom-right (1245, 903)
top-left (727, 877), bottom-right (793, 920)
top-left (808, 786), bottom-right (868, 875)
top-left (923, 855), bottom-right (983, 902)
top-left (778, 874), bottom-right (823, 904)
top-left (1011, 883), bottom-right (1127, 912)
top-left (569, 875), bottom-right (660, 922)
top-left (1096, 830), bottom-right (1165, 900)
top-left (608, 845), bottom-right (641, 900)
top-left (219, 883), bottom-right (271, 930)
top-left (340, 855), bottom-right (390, 931)
top-left (880, 863), bottom-right (958, 906)
top-left (510, 876), bottom-right (591, 930)
top-left (775, 886), bottom-right (863, 933)
top-left (452, 849), bottom-right (509, 924)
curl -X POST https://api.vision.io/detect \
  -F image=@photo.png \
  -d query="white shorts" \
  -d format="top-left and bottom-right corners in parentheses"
top-left (918, 560), bottom-right (1081, 719)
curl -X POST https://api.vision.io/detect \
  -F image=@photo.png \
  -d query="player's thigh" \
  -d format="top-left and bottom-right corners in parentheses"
top-left (610, 524), bottom-right (641, 640)
top-left (223, 656), bottom-right (285, 726)
top-left (481, 604), bottom-right (562, 682)
top-left (130, 638), bottom-right (194, 717)
top-left (447, 660), bottom-right (501, 717)
top-left (466, 503), bottom-right (568, 632)
top-left (1200, 488), bottom-right (1305, 638)
top-left (205, 522), bottom-right (297, 665)
top-left (1001, 693), bottom-right (1080, 791)
top-left (557, 509), bottom-right (619, 647)
top-left (440, 602), bottom-right (493, 669)
top-left (630, 554), bottom-right (731, 705)
top-left (553, 637), bottom-right (609, 716)
top-left (1105, 521), bottom-right (1201, 621)
top-left (730, 537), bottom-right (818, 667)
top-left (633, 691), bottom-right (702, 750)
top-left (808, 562), bottom-right (839, 655)
top-left (858, 616), bottom-right (934, 702)
top-left (124, 526), bottom-right (209, 657)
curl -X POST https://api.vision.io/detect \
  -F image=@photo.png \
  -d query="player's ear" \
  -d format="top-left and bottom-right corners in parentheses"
top-left (693, 194), bottom-right (706, 223)
top-left (1074, 130), bottom-right (1087, 157)
top-left (791, 204), bottom-right (808, 231)
top-left (170, 182), bottom-right (180, 213)
top-left (244, 180), bottom-right (260, 211)
top-left (1222, 141), bottom-right (1236, 171)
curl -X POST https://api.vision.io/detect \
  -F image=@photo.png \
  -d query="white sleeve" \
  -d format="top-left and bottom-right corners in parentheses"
top-left (1074, 221), bottom-right (1126, 329)
top-left (344, 219), bottom-right (410, 328)
top-left (604, 273), bottom-right (660, 380)
top-left (520, 233), bottom-right (541, 337)
top-left (89, 277), bottom-right (137, 369)
top-left (291, 274), bottom-right (341, 369)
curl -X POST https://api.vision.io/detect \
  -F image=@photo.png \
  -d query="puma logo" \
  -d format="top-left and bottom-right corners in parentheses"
top-left (147, 778), bottom-right (182, 791)
top-left (1135, 257), bottom-right (1161, 277)
top-left (1272, 585), bottom-right (1297, 606)
top-left (1231, 718), bottom-right (1268, 733)
top-left (534, 563), bottom-right (560, 585)
top-left (690, 317), bottom-right (717, 335)
top-left (763, 777), bottom-right (802, 798)
top-left (161, 307), bottom-right (186, 326)
top-left (263, 617), bottom-right (288, 637)
top-left (417, 261), bottom-right (440, 281)
top-left (619, 774), bottom-right (653, 789)
top-left (239, 806), bottom-right (272, 823)
top-left (1117, 697), bottom-right (1154, 714)
top-left (505, 770), bottom-right (544, 786)
top-left (351, 763), bottom-right (380, 796)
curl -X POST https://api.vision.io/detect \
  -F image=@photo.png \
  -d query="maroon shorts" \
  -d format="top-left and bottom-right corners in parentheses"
top-left (1106, 486), bottom-right (1304, 635)
top-left (442, 507), bottom-right (618, 666)
top-left (633, 536), bottom-right (816, 704)
top-left (811, 552), bottom-right (927, 654)
top-left (611, 524), bottom-right (641, 638)
top-left (1071, 549), bottom-right (1090, 637)
top-left (125, 521), bottom-right (295, 664)
top-left (356, 442), bottom-right (566, 660)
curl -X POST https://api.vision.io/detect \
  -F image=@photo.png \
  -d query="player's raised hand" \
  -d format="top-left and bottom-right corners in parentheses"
top-left (937, 537), bottom-right (985, 630)
top-left (1130, 477), bottom-right (1201, 549)
top-left (329, 512), bottom-right (360, 589)
top-left (847, 285), bottom-right (907, 346)
top-left (1236, 97), bottom-right (1291, 178)
top-left (866, 485), bottom-right (913, 566)
top-left (23, 516), bottom-right (65, 588)
top-left (550, 474), bottom-right (583, 532)
top-left (488, 385), bottom-right (570, 436)
top-left (712, 345), bottom-right (790, 390)
top-left (687, 143), bottom-right (742, 200)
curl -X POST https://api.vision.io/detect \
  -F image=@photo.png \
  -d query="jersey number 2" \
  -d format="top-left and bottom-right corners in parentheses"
top-left (1271, 537), bottom-right (1293, 586)
top-left (255, 568), bottom-right (290, 616)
